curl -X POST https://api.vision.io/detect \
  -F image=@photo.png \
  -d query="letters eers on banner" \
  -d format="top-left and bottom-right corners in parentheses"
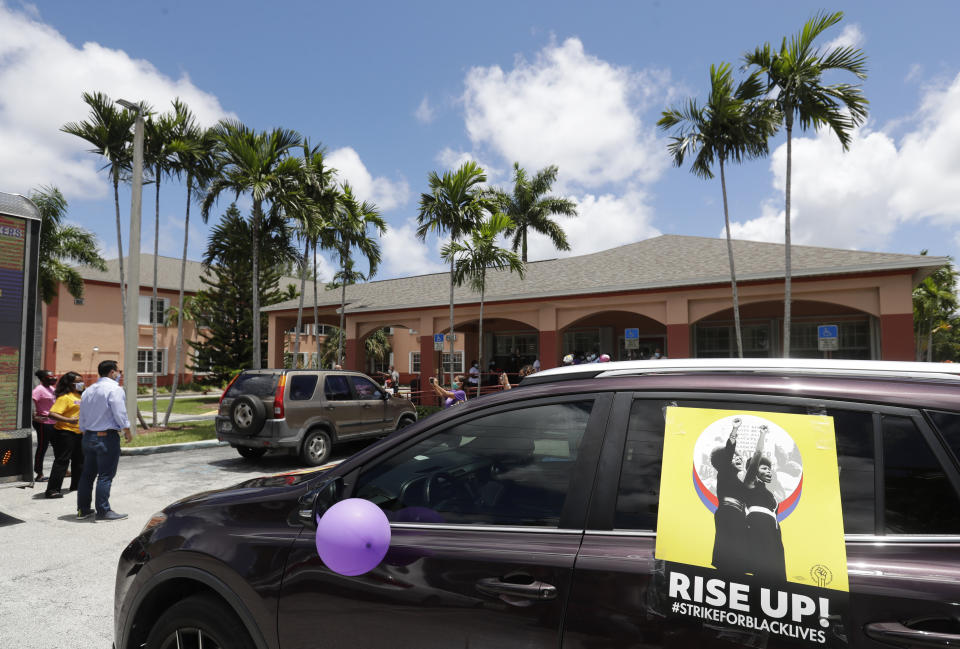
top-left (654, 407), bottom-right (848, 646)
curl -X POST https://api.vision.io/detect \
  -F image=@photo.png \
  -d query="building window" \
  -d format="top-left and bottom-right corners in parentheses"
top-left (409, 351), bottom-right (421, 373)
top-left (441, 351), bottom-right (464, 373)
top-left (138, 296), bottom-right (168, 326)
top-left (74, 297), bottom-right (84, 305)
top-left (137, 348), bottom-right (167, 374)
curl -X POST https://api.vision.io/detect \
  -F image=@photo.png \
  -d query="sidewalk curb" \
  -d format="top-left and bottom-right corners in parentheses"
top-left (121, 440), bottom-right (229, 456)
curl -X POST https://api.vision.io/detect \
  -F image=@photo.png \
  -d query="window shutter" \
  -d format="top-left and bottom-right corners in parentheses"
top-left (138, 296), bottom-right (151, 325)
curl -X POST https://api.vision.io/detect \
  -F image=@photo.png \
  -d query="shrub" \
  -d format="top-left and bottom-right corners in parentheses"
top-left (416, 405), bottom-right (443, 420)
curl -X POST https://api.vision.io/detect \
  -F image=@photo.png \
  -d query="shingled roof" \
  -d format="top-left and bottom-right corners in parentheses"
top-left (263, 235), bottom-right (950, 315)
top-left (77, 254), bottom-right (302, 293)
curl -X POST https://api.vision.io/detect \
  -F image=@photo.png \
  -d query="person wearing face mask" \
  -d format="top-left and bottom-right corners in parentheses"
top-left (44, 372), bottom-right (85, 499)
top-left (743, 425), bottom-right (786, 582)
top-left (31, 369), bottom-right (57, 482)
top-left (428, 375), bottom-right (466, 408)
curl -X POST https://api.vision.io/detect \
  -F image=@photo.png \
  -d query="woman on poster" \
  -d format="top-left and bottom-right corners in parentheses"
top-left (709, 417), bottom-right (749, 573)
top-left (743, 425), bottom-right (786, 581)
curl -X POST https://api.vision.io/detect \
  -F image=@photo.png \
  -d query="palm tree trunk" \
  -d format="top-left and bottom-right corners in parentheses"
top-left (163, 178), bottom-right (191, 427)
top-left (151, 166), bottom-right (160, 425)
top-left (477, 282), bottom-right (484, 399)
top-left (927, 317), bottom-right (935, 362)
top-left (312, 241), bottom-right (320, 368)
top-left (293, 238), bottom-right (308, 367)
top-left (338, 266), bottom-right (347, 366)
top-left (114, 172), bottom-right (127, 341)
top-left (522, 229), bottom-right (528, 263)
top-left (783, 118), bottom-right (793, 358)
top-left (449, 256), bottom-right (456, 387)
top-left (251, 201), bottom-right (262, 369)
top-left (720, 159), bottom-right (743, 359)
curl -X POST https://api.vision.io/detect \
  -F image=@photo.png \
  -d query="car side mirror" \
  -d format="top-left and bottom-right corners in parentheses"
top-left (299, 476), bottom-right (342, 524)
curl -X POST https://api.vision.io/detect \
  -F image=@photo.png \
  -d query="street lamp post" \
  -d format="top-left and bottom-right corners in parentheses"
top-left (118, 99), bottom-right (144, 436)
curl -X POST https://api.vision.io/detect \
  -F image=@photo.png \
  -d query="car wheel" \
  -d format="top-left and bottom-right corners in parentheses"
top-left (301, 429), bottom-right (332, 466)
top-left (231, 395), bottom-right (266, 434)
top-left (236, 446), bottom-right (267, 460)
top-left (395, 415), bottom-right (416, 432)
top-left (145, 593), bottom-right (255, 649)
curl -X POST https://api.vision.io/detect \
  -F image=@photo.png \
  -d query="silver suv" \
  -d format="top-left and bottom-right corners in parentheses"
top-left (215, 369), bottom-right (417, 465)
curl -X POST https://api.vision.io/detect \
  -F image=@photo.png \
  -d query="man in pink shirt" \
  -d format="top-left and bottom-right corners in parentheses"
top-left (31, 369), bottom-right (57, 482)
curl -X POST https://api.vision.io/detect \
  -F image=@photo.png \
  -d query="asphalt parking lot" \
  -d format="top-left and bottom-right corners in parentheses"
top-left (0, 441), bottom-right (369, 649)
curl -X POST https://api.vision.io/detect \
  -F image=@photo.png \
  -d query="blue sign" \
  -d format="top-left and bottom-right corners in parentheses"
top-left (434, 333), bottom-right (445, 344)
top-left (818, 325), bottom-right (839, 340)
top-left (625, 328), bottom-right (639, 339)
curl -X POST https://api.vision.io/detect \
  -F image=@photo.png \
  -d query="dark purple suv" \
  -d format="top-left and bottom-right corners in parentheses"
top-left (114, 360), bottom-right (960, 649)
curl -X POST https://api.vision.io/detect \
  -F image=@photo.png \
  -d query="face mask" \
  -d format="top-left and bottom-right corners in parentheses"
top-left (74, 382), bottom-right (85, 392)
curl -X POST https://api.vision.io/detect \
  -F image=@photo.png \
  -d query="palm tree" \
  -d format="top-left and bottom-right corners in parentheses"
top-left (658, 63), bottom-right (778, 358)
top-left (323, 183), bottom-right (386, 367)
top-left (913, 257), bottom-right (958, 361)
top-left (163, 101), bottom-right (218, 426)
top-left (417, 161), bottom-right (492, 385)
top-left (290, 140), bottom-right (338, 367)
top-left (61, 91), bottom-right (135, 331)
top-left (496, 163), bottom-right (577, 262)
top-left (744, 10), bottom-right (868, 356)
top-left (144, 104), bottom-right (180, 424)
top-left (201, 120), bottom-right (302, 369)
top-left (442, 212), bottom-right (525, 398)
top-left (31, 186), bottom-right (107, 304)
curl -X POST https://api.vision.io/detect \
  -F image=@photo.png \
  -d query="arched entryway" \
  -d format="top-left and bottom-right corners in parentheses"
top-left (558, 311), bottom-right (667, 362)
top-left (693, 300), bottom-right (878, 359)
top-left (436, 317), bottom-right (540, 382)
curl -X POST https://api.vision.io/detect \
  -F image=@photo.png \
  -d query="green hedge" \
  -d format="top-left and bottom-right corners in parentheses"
top-left (416, 405), bottom-right (443, 420)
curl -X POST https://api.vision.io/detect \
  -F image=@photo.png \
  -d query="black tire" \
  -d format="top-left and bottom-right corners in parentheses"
top-left (230, 395), bottom-right (266, 434)
top-left (236, 446), bottom-right (267, 460)
top-left (145, 593), bottom-right (255, 649)
top-left (301, 428), bottom-right (332, 466)
top-left (395, 415), bottom-right (416, 432)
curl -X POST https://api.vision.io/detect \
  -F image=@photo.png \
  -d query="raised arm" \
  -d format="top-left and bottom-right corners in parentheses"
top-left (743, 424), bottom-right (769, 485)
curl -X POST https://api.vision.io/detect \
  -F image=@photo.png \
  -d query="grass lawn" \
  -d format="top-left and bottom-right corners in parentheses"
top-left (121, 421), bottom-right (217, 448)
top-left (138, 396), bottom-right (222, 416)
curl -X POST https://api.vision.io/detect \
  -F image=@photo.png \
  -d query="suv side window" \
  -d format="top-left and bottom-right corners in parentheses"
top-left (353, 400), bottom-right (594, 527)
top-left (882, 414), bottom-right (960, 534)
top-left (351, 376), bottom-right (383, 400)
top-left (288, 375), bottom-right (318, 401)
top-left (614, 399), bottom-right (876, 535)
top-left (324, 376), bottom-right (352, 401)
top-left (926, 410), bottom-right (960, 467)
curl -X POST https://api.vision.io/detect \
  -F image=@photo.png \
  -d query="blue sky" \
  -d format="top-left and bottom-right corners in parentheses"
top-left (2, 1), bottom-right (960, 280)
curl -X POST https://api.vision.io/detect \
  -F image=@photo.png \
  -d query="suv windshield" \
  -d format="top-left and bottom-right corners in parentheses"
top-left (226, 372), bottom-right (279, 398)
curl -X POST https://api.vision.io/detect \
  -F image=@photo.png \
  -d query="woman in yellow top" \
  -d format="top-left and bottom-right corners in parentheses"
top-left (45, 372), bottom-right (85, 499)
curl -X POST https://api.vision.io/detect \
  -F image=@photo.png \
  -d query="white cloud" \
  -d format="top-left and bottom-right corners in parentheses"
top-left (434, 148), bottom-right (503, 183)
top-left (380, 218), bottom-right (447, 278)
top-left (905, 63), bottom-right (923, 83)
top-left (414, 96), bottom-right (435, 124)
top-left (823, 24), bottom-right (865, 52)
top-left (0, 4), bottom-right (233, 200)
top-left (730, 72), bottom-right (960, 250)
top-left (462, 37), bottom-right (670, 189)
top-left (524, 188), bottom-right (660, 260)
top-left (327, 147), bottom-right (410, 211)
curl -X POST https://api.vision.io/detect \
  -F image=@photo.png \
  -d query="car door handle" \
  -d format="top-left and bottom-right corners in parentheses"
top-left (475, 577), bottom-right (557, 601)
top-left (865, 621), bottom-right (960, 648)
top-left (362, 403), bottom-right (372, 409)
top-left (324, 405), bottom-right (335, 411)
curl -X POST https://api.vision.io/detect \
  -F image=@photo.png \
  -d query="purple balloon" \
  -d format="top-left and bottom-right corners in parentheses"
top-left (315, 498), bottom-right (391, 576)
